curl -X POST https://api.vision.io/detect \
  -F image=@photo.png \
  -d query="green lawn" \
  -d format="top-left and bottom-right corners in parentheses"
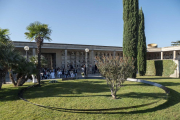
top-left (0, 76), bottom-right (180, 120)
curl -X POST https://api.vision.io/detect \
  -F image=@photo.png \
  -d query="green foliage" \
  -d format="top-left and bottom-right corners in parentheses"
top-left (137, 8), bottom-right (147, 76)
top-left (154, 61), bottom-right (163, 76)
top-left (0, 28), bottom-right (11, 45)
top-left (146, 60), bottom-right (177, 77)
top-left (123, 0), bottom-right (139, 78)
top-left (160, 60), bottom-right (176, 77)
top-left (0, 29), bottom-right (36, 87)
top-left (24, 21), bottom-right (52, 42)
top-left (8, 55), bottom-right (37, 86)
top-left (29, 55), bottom-right (48, 67)
top-left (145, 60), bottom-right (156, 75)
top-left (95, 56), bottom-right (135, 99)
top-left (171, 40), bottom-right (180, 46)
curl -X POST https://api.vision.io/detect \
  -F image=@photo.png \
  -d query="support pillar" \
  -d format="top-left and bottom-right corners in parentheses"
top-left (113, 50), bottom-right (116, 58)
top-left (91, 50), bottom-right (94, 67)
top-left (32, 48), bottom-right (36, 56)
top-left (85, 52), bottom-right (88, 77)
top-left (173, 51), bottom-right (176, 60)
top-left (161, 52), bottom-right (163, 60)
top-left (65, 49), bottom-right (67, 70)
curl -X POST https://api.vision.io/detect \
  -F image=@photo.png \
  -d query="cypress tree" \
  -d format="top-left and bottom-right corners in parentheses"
top-left (123, 0), bottom-right (139, 78)
top-left (137, 8), bottom-right (147, 76)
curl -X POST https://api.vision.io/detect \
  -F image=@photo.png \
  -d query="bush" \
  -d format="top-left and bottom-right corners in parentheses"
top-left (146, 60), bottom-right (177, 77)
top-left (96, 56), bottom-right (135, 99)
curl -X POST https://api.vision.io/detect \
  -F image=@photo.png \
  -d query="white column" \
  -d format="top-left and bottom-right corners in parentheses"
top-left (90, 50), bottom-right (93, 65)
top-left (32, 48), bottom-right (36, 56)
top-left (161, 52), bottom-right (163, 60)
top-left (56, 50), bottom-right (61, 68)
top-left (173, 51), bottom-right (176, 60)
top-left (75, 51), bottom-right (79, 68)
top-left (65, 50), bottom-right (67, 70)
top-left (85, 52), bottom-right (88, 76)
top-left (113, 50), bottom-right (116, 57)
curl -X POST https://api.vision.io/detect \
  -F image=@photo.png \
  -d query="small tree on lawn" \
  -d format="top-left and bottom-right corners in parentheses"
top-left (96, 56), bottom-right (135, 99)
top-left (8, 57), bottom-right (37, 87)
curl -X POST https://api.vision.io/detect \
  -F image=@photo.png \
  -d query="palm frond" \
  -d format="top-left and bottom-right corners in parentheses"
top-left (25, 21), bottom-right (52, 42)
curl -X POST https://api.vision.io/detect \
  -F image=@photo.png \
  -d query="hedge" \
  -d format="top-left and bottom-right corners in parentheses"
top-left (145, 60), bottom-right (177, 77)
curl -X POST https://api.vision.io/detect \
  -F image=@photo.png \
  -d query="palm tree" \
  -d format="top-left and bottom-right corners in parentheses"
top-left (9, 56), bottom-right (37, 87)
top-left (0, 28), bottom-right (11, 45)
top-left (25, 21), bottom-right (52, 85)
top-left (171, 40), bottom-right (180, 46)
top-left (0, 28), bottom-right (12, 89)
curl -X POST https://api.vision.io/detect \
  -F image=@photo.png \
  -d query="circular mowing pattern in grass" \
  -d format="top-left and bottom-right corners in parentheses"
top-left (20, 79), bottom-right (168, 113)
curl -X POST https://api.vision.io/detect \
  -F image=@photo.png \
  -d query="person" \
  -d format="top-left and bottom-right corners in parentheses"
top-left (50, 70), bottom-right (55, 79)
top-left (74, 68), bottom-right (77, 77)
top-left (95, 64), bottom-right (97, 74)
top-left (92, 66), bottom-right (95, 74)
top-left (43, 70), bottom-right (47, 79)
top-left (62, 69), bottom-right (64, 78)
top-left (68, 69), bottom-right (70, 78)
top-left (81, 65), bottom-right (85, 76)
top-left (57, 70), bottom-right (60, 78)
top-left (71, 71), bottom-right (74, 78)
top-left (57, 69), bottom-right (62, 78)
top-left (47, 70), bottom-right (50, 79)
top-left (65, 69), bottom-right (68, 78)
top-left (84, 64), bottom-right (86, 76)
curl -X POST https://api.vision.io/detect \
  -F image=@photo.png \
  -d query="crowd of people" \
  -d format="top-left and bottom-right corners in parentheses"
top-left (40, 64), bottom-right (98, 79)
top-left (41, 67), bottom-right (77, 79)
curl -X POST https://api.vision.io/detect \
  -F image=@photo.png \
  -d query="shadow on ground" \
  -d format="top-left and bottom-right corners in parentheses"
top-left (17, 79), bottom-right (180, 114)
top-left (32, 87), bottom-right (178, 114)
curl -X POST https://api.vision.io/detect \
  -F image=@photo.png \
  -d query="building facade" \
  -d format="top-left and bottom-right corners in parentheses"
top-left (13, 41), bottom-right (180, 74)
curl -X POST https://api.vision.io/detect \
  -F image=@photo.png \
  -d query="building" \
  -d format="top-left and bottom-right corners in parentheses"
top-left (13, 41), bottom-right (180, 75)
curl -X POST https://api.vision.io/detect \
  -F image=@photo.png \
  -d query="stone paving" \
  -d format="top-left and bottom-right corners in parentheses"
top-left (4, 72), bottom-right (102, 84)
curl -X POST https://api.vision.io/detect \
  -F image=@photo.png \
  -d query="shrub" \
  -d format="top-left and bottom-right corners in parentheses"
top-left (96, 56), bottom-right (135, 99)
top-left (146, 60), bottom-right (177, 77)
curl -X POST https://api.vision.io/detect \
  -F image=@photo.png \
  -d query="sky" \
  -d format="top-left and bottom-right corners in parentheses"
top-left (0, 0), bottom-right (180, 48)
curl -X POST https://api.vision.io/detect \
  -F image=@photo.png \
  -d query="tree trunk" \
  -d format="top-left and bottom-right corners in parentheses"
top-left (19, 75), bottom-right (29, 86)
top-left (16, 76), bottom-right (23, 86)
top-left (0, 72), bottom-right (3, 90)
top-left (36, 37), bottom-right (43, 86)
top-left (37, 45), bottom-right (41, 85)
top-left (0, 69), bottom-right (8, 89)
top-left (9, 71), bottom-right (16, 87)
top-left (111, 89), bottom-right (116, 99)
top-left (3, 77), bottom-right (6, 84)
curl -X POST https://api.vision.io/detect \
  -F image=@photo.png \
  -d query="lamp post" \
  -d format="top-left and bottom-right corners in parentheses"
top-left (24, 46), bottom-right (29, 61)
top-left (85, 48), bottom-right (89, 77)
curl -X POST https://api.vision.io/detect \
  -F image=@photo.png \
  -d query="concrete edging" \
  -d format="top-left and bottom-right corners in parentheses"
top-left (127, 78), bottom-right (170, 94)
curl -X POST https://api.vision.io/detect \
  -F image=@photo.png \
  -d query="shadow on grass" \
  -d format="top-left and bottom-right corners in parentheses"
top-left (0, 85), bottom-right (33, 102)
top-left (18, 79), bottom-right (180, 114)
top-left (22, 80), bottom-right (110, 99)
top-left (41, 92), bottom-right (166, 100)
top-left (37, 87), bottom-right (179, 114)
top-left (0, 80), bottom-right (107, 102)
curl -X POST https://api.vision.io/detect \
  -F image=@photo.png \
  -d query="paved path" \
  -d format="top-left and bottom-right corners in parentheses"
top-left (4, 73), bottom-right (102, 83)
